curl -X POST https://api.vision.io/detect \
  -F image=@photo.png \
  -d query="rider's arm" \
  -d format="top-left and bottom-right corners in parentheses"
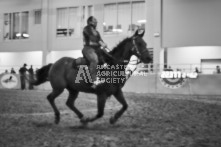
top-left (83, 26), bottom-right (98, 42)
top-left (83, 26), bottom-right (107, 48)
top-left (97, 32), bottom-right (107, 49)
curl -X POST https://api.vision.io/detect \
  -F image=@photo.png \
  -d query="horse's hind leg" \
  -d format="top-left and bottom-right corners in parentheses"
top-left (47, 89), bottom-right (64, 124)
top-left (110, 89), bottom-right (128, 124)
top-left (80, 93), bottom-right (107, 124)
top-left (66, 90), bottom-right (84, 120)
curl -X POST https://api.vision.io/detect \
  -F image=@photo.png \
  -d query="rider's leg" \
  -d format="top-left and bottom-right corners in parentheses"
top-left (82, 47), bottom-right (99, 83)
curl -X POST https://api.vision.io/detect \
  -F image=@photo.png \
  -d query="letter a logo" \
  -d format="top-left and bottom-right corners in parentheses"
top-left (75, 65), bottom-right (93, 83)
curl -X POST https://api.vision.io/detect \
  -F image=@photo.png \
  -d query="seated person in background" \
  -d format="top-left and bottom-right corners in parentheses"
top-left (195, 67), bottom-right (199, 73)
top-left (164, 66), bottom-right (173, 71)
top-left (11, 68), bottom-right (16, 74)
top-left (4, 70), bottom-right (9, 74)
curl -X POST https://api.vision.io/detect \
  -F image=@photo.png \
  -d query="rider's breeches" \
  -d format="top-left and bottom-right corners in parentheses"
top-left (82, 46), bottom-right (99, 82)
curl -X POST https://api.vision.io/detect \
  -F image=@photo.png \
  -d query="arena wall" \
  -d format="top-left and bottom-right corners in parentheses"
top-left (123, 74), bottom-right (221, 95)
top-left (1, 73), bottom-right (220, 96)
top-left (162, 0), bottom-right (221, 48)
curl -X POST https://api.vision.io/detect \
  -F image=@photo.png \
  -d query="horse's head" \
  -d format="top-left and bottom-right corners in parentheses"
top-left (130, 29), bottom-right (152, 63)
top-left (109, 30), bottom-right (152, 64)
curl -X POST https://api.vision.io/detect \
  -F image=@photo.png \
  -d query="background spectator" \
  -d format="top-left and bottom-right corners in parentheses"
top-left (216, 65), bottom-right (220, 74)
top-left (19, 63), bottom-right (28, 90)
top-left (28, 65), bottom-right (34, 90)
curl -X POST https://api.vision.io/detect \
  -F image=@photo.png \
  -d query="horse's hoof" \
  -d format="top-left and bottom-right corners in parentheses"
top-left (80, 117), bottom-right (89, 125)
top-left (54, 119), bottom-right (60, 124)
top-left (80, 122), bottom-right (88, 128)
top-left (55, 114), bottom-right (60, 124)
top-left (109, 117), bottom-right (117, 124)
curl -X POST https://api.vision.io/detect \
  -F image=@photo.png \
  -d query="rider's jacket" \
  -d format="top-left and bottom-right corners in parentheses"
top-left (83, 25), bottom-right (102, 47)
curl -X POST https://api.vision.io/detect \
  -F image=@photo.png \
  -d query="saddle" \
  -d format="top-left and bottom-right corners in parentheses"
top-left (72, 49), bottom-right (113, 69)
top-left (72, 49), bottom-right (127, 87)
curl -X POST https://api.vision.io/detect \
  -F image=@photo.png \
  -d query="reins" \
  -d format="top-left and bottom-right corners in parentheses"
top-left (102, 37), bottom-right (143, 66)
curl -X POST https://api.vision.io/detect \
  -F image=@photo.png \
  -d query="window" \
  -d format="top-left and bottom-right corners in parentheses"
top-left (118, 2), bottom-right (131, 33)
top-left (34, 9), bottom-right (41, 24)
top-left (81, 5), bottom-right (94, 30)
top-left (56, 7), bottom-right (80, 37)
top-left (104, 4), bottom-right (117, 33)
top-left (57, 7), bottom-right (78, 37)
top-left (88, 5), bottom-right (93, 17)
top-left (4, 11), bottom-right (29, 40)
top-left (103, 1), bottom-right (146, 35)
top-left (132, 1), bottom-right (146, 30)
top-left (56, 6), bottom-right (94, 37)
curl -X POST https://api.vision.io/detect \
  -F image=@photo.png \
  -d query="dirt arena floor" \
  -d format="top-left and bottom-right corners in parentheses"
top-left (1, 89), bottom-right (221, 147)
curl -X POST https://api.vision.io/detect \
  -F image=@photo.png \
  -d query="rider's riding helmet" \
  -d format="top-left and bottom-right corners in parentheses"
top-left (87, 16), bottom-right (97, 28)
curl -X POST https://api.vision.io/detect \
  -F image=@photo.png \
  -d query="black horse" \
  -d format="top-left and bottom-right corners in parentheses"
top-left (33, 30), bottom-right (152, 125)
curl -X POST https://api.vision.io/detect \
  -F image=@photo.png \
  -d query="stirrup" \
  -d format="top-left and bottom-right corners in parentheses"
top-left (91, 78), bottom-right (104, 88)
top-left (91, 83), bottom-right (97, 89)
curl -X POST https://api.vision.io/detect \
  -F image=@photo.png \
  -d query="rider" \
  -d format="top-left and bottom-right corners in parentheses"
top-left (82, 16), bottom-right (107, 88)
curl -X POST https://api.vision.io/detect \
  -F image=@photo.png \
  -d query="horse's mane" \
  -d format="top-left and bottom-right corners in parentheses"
top-left (110, 37), bottom-right (131, 55)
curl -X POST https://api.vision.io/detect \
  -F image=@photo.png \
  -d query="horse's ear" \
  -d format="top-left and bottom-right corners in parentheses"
top-left (133, 30), bottom-right (139, 37)
top-left (133, 29), bottom-right (145, 38)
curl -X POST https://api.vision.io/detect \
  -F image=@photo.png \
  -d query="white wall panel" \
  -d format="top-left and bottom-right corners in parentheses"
top-left (168, 46), bottom-right (221, 70)
top-left (0, 51), bottom-right (42, 72)
top-left (163, 0), bottom-right (221, 47)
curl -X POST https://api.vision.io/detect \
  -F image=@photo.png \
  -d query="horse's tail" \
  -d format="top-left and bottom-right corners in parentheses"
top-left (32, 63), bottom-right (53, 85)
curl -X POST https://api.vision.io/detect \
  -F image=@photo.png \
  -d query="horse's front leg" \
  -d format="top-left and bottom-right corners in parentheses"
top-left (80, 93), bottom-right (107, 124)
top-left (66, 90), bottom-right (84, 119)
top-left (110, 89), bottom-right (128, 124)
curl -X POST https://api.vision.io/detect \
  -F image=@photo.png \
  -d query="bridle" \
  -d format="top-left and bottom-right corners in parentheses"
top-left (104, 36), bottom-right (148, 65)
top-left (131, 37), bottom-right (149, 59)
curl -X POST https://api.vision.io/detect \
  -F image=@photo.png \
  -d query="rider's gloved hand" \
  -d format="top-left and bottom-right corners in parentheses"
top-left (102, 43), bottom-right (107, 49)
top-left (99, 41), bottom-right (107, 49)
